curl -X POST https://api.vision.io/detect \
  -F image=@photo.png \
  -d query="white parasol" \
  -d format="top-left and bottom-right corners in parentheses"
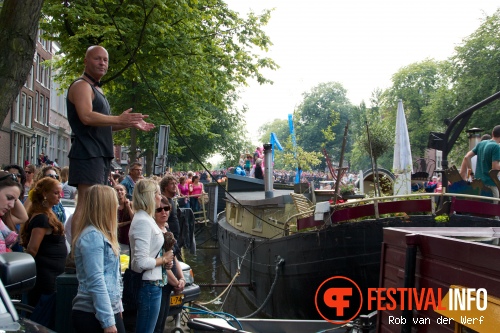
top-left (393, 99), bottom-right (413, 195)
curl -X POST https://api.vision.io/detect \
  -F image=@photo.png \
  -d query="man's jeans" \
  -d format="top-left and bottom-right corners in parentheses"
top-left (136, 282), bottom-right (162, 333)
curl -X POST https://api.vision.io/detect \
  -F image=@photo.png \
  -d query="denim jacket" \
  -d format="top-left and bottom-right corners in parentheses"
top-left (72, 225), bottom-right (123, 329)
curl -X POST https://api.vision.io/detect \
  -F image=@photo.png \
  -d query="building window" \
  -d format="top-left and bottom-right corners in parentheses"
top-left (38, 29), bottom-right (48, 50)
top-left (39, 94), bottom-right (44, 123)
top-left (27, 96), bottom-right (33, 128)
top-left (12, 95), bottom-right (19, 123)
top-left (45, 66), bottom-right (50, 88)
top-left (36, 54), bottom-right (41, 82)
top-left (34, 92), bottom-right (39, 122)
top-left (25, 65), bottom-right (34, 89)
top-left (14, 93), bottom-right (26, 123)
top-left (20, 93), bottom-right (27, 125)
top-left (40, 62), bottom-right (45, 86)
top-left (45, 97), bottom-right (49, 125)
top-left (30, 65), bottom-right (34, 89)
top-left (13, 133), bottom-right (19, 165)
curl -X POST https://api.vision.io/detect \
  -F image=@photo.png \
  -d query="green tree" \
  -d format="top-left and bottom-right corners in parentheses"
top-left (294, 82), bottom-right (355, 168)
top-left (0, 0), bottom-right (44, 124)
top-left (452, 9), bottom-right (500, 113)
top-left (381, 59), bottom-right (446, 158)
top-left (41, 0), bottom-right (278, 171)
top-left (258, 118), bottom-right (289, 146)
top-left (274, 137), bottom-right (322, 172)
top-left (424, 9), bottom-right (500, 166)
top-left (449, 9), bottom-right (500, 163)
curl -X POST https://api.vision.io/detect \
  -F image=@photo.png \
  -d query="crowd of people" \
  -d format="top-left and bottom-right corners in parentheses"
top-left (0, 161), bottom-right (209, 333)
top-left (2, 155), bottom-right (349, 332)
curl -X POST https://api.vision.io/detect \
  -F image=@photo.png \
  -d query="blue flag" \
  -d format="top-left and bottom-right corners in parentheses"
top-left (288, 114), bottom-right (300, 184)
top-left (270, 132), bottom-right (283, 162)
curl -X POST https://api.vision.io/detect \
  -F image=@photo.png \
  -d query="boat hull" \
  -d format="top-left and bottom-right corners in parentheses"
top-left (217, 214), bottom-right (500, 319)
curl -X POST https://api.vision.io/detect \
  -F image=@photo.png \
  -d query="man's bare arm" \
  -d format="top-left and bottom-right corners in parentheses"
top-left (460, 150), bottom-right (475, 180)
top-left (68, 80), bottom-right (153, 130)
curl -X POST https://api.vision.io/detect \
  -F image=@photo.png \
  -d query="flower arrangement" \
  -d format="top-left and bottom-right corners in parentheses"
top-left (434, 214), bottom-right (449, 223)
top-left (340, 183), bottom-right (355, 195)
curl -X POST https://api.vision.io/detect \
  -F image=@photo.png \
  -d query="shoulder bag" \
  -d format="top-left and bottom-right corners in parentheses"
top-left (122, 247), bottom-right (161, 311)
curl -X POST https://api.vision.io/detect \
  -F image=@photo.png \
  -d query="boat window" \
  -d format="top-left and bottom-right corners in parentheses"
top-left (252, 212), bottom-right (262, 232)
top-left (236, 207), bottom-right (242, 226)
top-left (229, 204), bottom-right (236, 224)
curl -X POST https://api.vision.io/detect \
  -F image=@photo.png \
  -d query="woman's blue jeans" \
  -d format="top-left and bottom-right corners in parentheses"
top-left (190, 197), bottom-right (200, 212)
top-left (136, 282), bottom-right (162, 333)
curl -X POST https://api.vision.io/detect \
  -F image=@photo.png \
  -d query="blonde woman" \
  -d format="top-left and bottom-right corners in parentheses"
top-left (128, 179), bottom-right (174, 333)
top-left (71, 185), bottom-right (124, 333)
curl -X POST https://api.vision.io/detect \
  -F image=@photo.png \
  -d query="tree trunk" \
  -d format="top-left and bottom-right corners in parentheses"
top-left (129, 127), bottom-right (137, 162)
top-left (145, 149), bottom-right (154, 176)
top-left (0, 0), bottom-right (44, 124)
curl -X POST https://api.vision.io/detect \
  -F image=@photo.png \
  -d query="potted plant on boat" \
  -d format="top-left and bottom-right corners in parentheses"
top-left (340, 183), bottom-right (356, 197)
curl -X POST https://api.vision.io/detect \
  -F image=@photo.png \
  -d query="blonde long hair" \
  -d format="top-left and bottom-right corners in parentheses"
top-left (132, 179), bottom-right (158, 217)
top-left (71, 185), bottom-right (120, 256)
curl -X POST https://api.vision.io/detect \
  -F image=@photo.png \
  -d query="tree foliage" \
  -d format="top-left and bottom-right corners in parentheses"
top-left (41, 0), bottom-right (277, 171)
top-left (258, 118), bottom-right (289, 146)
top-left (274, 137), bottom-right (322, 172)
top-left (424, 9), bottom-right (500, 166)
top-left (448, 9), bottom-right (500, 162)
top-left (380, 59), bottom-right (446, 158)
top-left (294, 82), bottom-right (355, 168)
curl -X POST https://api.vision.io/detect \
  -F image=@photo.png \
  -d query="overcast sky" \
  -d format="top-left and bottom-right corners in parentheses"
top-left (225, 0), bottom-right (499, 144)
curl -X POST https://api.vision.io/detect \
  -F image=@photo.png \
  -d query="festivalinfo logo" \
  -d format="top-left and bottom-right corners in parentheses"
top-left (314, 276), bottom-right (488, 325)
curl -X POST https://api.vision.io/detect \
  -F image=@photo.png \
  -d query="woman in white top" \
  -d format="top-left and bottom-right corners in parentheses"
top-left (128, 179), bottom-right (174, 333)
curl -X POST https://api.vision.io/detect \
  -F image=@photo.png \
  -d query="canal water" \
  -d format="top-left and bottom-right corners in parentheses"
top-left (182, 223), bottom-right (257, 318)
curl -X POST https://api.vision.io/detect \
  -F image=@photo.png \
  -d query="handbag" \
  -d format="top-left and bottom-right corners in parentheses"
top-left (122, 268), bottom-right (144, 311)
top-left (122, 247), bottom-right (162, 311)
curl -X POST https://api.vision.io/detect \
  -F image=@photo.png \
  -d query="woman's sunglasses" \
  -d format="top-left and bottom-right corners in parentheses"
top-left (155, 206), bottom-right (171, 213)
top-left (25, 170), bottom-right (33, 174)
top-left (46, 174), bottom-right (59, 179)
top-left (0, 173), bottom-right (18, 181)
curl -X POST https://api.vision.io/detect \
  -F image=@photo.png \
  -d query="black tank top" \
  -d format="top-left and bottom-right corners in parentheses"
top-left (255, 165), bottom-right (264, 179)
top-left (67, 79), bottom-right (114, 159)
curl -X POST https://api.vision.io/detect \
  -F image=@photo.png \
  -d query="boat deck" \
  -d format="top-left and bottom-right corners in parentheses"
top-left (225, 189), bottom-right (295, 206)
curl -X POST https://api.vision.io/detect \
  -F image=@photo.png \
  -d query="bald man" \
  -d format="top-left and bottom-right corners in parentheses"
top-left (66, 45), bottom-right (154, 222)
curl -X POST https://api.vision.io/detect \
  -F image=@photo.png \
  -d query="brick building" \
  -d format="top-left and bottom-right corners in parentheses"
top-left (0, 30), bottom-right (71, 168)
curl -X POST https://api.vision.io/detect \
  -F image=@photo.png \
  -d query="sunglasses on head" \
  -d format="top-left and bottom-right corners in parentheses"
top-left (155, 206), bottom-right (170, 213)
top-left (46, 174), bottom-right (59, 179)
top-left (0, 173), bottom-right (18, 182)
